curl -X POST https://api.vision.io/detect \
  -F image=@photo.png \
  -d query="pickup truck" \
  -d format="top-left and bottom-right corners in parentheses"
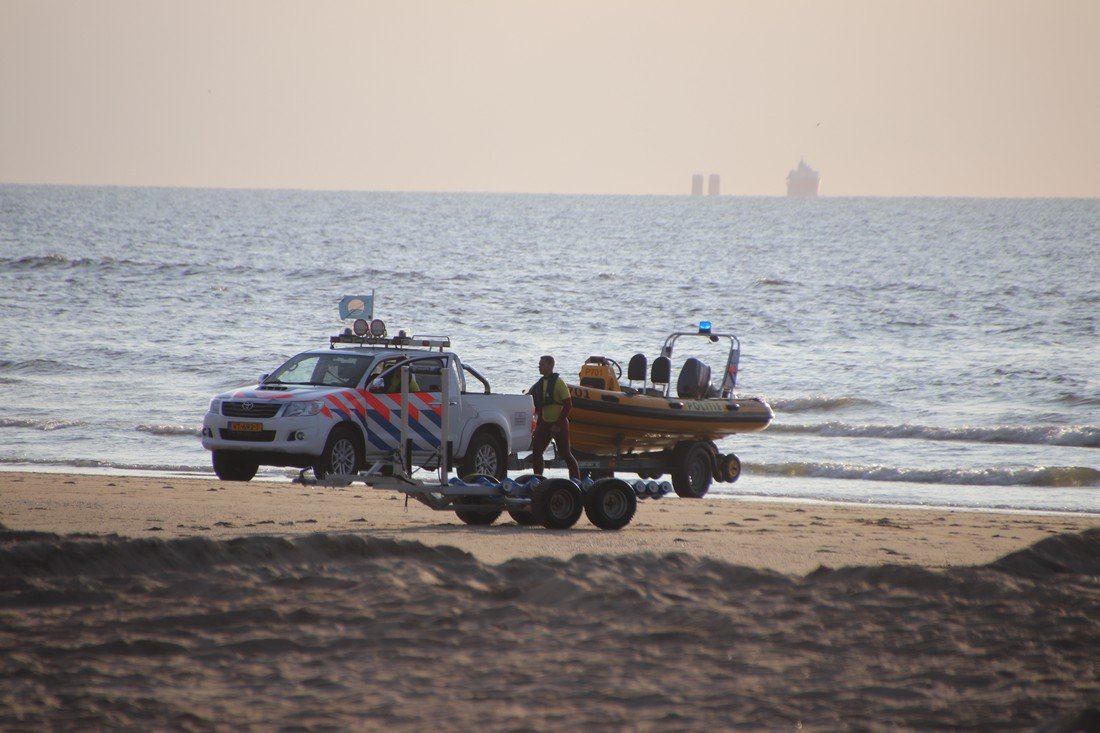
top-left (201, 329), bottom-right (533, 482)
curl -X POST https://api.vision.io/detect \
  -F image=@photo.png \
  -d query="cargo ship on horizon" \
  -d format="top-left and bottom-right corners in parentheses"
top-left (786, 158), bottom-right (820, 197)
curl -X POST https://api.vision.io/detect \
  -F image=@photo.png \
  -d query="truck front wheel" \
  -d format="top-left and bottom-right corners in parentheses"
top-left (212, 450), bottom-right (259, 482)
top-left (458, 431), bottom-right (506, 480)
top-left (315, 426), bottom-right (362, 479)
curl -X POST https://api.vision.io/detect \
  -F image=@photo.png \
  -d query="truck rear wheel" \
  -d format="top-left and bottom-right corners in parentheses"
top-left (212, 450), bottom-right (258, 482)
top-left (672, 442), bottom-right (713, 498)
top-left (584, 478), bottom-right (637, 530)
top-left (315, 426), bottom-right (362, 479)
top-left (531, 478), bottom-right (583, 529)
top-left (458, 431), bottom-right (506, 480)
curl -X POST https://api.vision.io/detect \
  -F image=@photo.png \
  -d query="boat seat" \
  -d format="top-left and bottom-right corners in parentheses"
top-left (627, 354), bottom-right (647, 383)
top-left (649, 355), bottom-right (671, 396)
top-left (676, 358), bottom-right (712, 399)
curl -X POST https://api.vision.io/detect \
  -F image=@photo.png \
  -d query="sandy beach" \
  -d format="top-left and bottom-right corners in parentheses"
top-left (2, 470), bottom-right (1098, 731)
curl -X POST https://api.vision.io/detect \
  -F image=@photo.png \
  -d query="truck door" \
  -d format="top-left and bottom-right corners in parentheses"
top-left (443, 355), bottom-right (470, 455)
top-left (362, 354), bottom-right (448, 465)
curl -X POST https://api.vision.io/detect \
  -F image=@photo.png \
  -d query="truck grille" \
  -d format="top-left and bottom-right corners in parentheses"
top-left (222, 401), bottom-right (282, 418)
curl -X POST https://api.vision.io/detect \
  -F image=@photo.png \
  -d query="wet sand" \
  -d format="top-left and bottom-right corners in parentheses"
top-left (1, 471), bottom-right (1097, 731)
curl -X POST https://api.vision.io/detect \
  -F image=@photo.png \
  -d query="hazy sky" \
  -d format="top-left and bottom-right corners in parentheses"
top-left (2, 1), bottom-right (1098, 197)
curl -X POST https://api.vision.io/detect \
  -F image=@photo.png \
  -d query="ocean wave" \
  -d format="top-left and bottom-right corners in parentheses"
top-left (769, 421), bottom-right (1100, 448)
top-left (0, 417), bottom-right (85, 431)
top-left (0, 358), bottom-right (76, 374)
top-left (135, 424), bottom-right (201, 437)
top-left (770, 396), bottom-right (877, 413)
top-left (2, 254), bottom-right (131, 269)
top-left (748, 461), bottom-right (1100, 488)
top-left (754, 277), bottom-right (796, 287)
top-left (1059, 392), bottom-right (1100, 408)
top-left (0, 456), bottom-right (210, 473)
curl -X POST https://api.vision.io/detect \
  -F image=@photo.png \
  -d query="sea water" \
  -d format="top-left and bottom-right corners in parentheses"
top-left (1, 185), bottom-right (1097, 513)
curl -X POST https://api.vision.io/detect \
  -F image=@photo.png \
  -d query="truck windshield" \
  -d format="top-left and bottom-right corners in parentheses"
top-left (269, 353), bottom-right (371, 388)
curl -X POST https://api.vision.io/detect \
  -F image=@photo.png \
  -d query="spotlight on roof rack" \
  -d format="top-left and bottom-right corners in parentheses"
top-left (369, 319), bottom-right (387, 337)
top-left (698, 321), bottom-right (713, 334)
top-left (352, 318), bottom-right (370, 337)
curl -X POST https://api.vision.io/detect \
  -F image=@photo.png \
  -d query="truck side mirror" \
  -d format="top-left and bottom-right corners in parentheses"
top-left (369, 377), bottom-right (386, 392)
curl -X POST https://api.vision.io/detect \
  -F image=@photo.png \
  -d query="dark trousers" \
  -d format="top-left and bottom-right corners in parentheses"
top-left (530, 418), bottom-right (580, 479)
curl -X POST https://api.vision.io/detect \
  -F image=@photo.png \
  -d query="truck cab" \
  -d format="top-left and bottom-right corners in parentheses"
top-left (201, 315), bottom-right (533, 483)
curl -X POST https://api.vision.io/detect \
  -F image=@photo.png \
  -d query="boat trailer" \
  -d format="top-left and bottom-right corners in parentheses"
top-left (291, 365), bottom-right (669, 530)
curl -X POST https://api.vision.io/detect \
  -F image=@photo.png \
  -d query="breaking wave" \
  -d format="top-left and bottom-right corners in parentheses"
top-left (0, 417), bottom-right (85, 431)
top-left (770, 396), bottom-right (877, 413)
top-left (748, 461), bottom-right (1100, 488)
top-left (0, 456), bottom-right (211, 474)
top-left (769, 421), bottom-right (1100, 448)
top-left (135, 424), bottom-right (201, 437)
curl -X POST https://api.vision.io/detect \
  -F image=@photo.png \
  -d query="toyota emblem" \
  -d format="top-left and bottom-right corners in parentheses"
top-left (242, 402), bottom-right (254, 411)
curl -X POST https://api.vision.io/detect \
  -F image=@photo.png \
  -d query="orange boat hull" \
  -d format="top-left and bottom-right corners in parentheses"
top-left (566, 384), bottom-right (772, 456)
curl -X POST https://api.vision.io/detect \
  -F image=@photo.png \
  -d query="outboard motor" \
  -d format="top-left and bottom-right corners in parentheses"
top-left (676, 358), bottom-right (712, 399)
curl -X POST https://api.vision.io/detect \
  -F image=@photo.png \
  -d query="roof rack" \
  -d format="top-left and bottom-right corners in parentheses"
top-left (330, 330), bottom-right (451, 351)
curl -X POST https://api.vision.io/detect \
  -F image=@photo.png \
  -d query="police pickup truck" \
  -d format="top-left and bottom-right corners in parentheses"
top-left (201, 312), bottom-right (533, 482)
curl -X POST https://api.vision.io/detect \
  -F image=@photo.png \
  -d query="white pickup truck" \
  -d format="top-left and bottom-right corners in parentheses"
top-left (201, 326), bottom-right (533, 482)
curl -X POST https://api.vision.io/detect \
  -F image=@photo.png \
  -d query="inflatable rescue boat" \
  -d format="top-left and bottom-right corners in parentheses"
top-left (565, 324), bottom-right (773, 457)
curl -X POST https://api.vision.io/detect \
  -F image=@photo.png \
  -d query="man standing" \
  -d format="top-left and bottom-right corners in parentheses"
top-left (529, 355), bottom-right (580, 480)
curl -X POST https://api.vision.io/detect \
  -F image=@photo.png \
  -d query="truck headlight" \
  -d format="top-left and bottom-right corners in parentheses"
top-left (283, 400), bottom-right (323, 417)
top-left (209, 399), bottom-right (222, 415)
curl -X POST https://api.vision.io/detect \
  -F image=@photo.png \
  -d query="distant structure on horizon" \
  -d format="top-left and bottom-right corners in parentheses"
top-left (786, 158), bottom-right (820, 197)
top-left (691, 173), bottom-right (721, 196)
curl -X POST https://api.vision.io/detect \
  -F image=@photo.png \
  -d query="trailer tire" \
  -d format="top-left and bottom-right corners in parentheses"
top-left (584, 478), bottom-right (637, 530)
top-left (672, 442), bottom-right (713, 498)
top-left (721, 453), bottom-right (742, 484)
top-left (314, 426), bottom-right (362, 480)
top-left (455, 473), bottom-right (503, 525)
top-left (458, 430), bottom-right (506, 481)
top-left (212, 450), bottom-right (259, 482)
top-left (531, 478), bottom-right (583, 529)
top-left (507, 474), bottom-right (542, 525)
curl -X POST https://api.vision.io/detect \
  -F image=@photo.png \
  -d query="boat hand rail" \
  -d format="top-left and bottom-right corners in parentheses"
top-left (660, 330), bottom-right (742, 398)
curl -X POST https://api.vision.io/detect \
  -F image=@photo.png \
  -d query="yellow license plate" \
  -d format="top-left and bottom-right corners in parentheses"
top-left (229, 421), bottom-right (263, 432)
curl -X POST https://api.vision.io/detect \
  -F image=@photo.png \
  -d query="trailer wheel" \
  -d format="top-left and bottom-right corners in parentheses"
top-left (507, 474), bottom-right (542, 525)
top-left (720, 453), bottom-right (742, 483)
top-left (315, 426), bottom-right (362, 480)
top-left (458, 431), bottom-right (506, 481)
top-left (455, 473), bottom-right (503, 525)
top-left (584, 478), bottom-right (637, 530)
top-left (212, 450), bottom-right (258, 482)
top-left (672, 442), bottom-right (713, 498)
top-left (531, 478), bottom-right (583, 529)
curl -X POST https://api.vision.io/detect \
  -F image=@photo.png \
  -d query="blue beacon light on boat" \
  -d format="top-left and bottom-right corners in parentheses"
top-left (698, 321), bottom-right (712, 334)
